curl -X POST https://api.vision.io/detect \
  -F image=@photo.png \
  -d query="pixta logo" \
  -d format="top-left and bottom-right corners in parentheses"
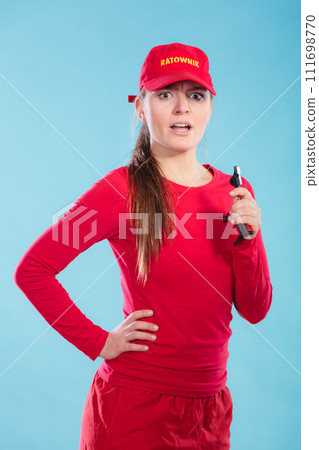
top-left (52, 203), bottom-right (98, 249)
top-left (118, 212), bottom-right (240, 240)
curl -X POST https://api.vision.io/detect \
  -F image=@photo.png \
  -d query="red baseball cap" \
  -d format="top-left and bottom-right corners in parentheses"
top-left (128, 42), bottom-right (216, 103)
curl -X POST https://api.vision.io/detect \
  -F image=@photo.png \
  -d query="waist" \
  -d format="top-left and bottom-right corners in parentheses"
top-left (97, 345), bottom-right (229, 398)
top-left (103, 292), bottom-right (233, 396)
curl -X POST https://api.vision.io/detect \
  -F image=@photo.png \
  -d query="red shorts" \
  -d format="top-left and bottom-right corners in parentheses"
top-left (79, 370), bottom-right (233, 449)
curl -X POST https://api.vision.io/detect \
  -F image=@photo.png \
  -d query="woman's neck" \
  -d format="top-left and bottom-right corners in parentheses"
top-left (154, 155), bottom-right (212, 187)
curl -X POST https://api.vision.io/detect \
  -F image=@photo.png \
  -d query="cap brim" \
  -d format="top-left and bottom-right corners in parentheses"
top-left (143, 71), bottom-right (216, 96)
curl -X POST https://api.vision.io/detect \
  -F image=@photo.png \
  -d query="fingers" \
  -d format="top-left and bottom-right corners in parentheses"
top-left (231, 199), bottom-right (258, 215)
top-left (229, 187), bottom-right (253, 200)
top-left (229, 208), bottom-right (260, 223)
top-left (228, 210), bottom-right (261, 239)
top-left (122, 309), bottom-right (159, 353)
top-left (102, 309), bottom-right (160, 360)
top-left (227, 187), bottom-right (262, 240)
top-left (230, 198), bottom-right (257, 210)
top-left (124, 331), bottom-right (157, 353)
top-left (125, 310), bottom-right (159, 331)
top-left (230, 205), bottom-right (259, 217)
top-left (127, 319), bottom-right (159, 332)
top-left (126, 343), bottom-right (151, 352)
top-left (230, 213), bottom-right (261, 228)
top-left (125, 309), bottom-right (154, 322)
top-left (126, 329), bottom-right (157, 341)
top-left (122, 329), bottom-right (158, 353)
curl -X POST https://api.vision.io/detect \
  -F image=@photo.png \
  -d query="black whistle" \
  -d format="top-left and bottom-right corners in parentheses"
top-left (230, 166), bottom-right (242, 189)
top-left (224, 166), bottom-right (254, 246)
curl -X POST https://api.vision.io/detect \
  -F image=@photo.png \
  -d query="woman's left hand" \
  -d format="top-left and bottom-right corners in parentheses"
top-left (228, 187), bottom-right (261, 240)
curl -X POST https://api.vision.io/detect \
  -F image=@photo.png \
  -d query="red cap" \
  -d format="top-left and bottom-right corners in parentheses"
top-left (128, 42), bottom-right (216, 102)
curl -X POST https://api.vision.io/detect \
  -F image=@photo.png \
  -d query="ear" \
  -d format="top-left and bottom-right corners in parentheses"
top-left (205, 96), bottom-right (213, 124)
top-left (210, 96), bottom-right (213, 114)
top-left (135, 97), bottom-right (147, 124)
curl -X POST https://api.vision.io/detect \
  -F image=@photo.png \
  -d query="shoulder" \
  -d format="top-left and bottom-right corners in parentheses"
top-left (76, 166), bottom-right (128, 209)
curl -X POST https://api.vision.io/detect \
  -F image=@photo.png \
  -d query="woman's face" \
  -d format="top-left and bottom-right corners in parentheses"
top-left (136, 80), bottom-right (213, 156)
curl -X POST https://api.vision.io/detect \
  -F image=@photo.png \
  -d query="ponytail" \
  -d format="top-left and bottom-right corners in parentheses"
top-left (126, 88), bottom-right (177, 285)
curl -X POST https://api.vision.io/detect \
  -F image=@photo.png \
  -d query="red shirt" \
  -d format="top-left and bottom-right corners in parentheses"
top-left (13, 164), bottom-right (272, 397)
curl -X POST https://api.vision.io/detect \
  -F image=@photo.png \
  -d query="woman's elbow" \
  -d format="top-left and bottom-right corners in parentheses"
top-left (13, 258), bottom-right (29, 289)
top-left (13, 262), bottom-right (24, 288)
top-left (236, 286), bottom-right (273, 325)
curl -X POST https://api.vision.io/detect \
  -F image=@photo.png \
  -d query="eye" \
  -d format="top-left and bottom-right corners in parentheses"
top-left (158, 92), bottom-right (172, 99)
top-left (189, 92), bottom-right (205, 100)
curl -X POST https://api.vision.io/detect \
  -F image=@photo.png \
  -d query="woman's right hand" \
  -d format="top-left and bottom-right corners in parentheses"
top-left (99, 310), bottom-right (159, 360)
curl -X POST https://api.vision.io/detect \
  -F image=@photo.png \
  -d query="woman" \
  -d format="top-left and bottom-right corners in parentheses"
top-left (13, 43), bottom-right (273, 449)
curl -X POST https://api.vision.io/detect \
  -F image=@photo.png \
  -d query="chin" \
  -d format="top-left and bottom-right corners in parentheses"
top-left (169, 138), bottom-right (199, 150)
top-left (170, 145), bottom-right (196, 153)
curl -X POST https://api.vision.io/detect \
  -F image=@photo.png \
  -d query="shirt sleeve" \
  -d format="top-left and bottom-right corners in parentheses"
top-left (13, 169), bottom-right (126, 361)
top-left (231, 177), bottom-right (273, 324)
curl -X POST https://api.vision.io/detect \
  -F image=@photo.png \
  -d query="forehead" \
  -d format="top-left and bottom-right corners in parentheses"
top-left (158, 80), bottom-right (207, 90)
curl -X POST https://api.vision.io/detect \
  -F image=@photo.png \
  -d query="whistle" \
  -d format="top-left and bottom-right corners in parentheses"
top-left (224, 166), bottom-right (254, 246)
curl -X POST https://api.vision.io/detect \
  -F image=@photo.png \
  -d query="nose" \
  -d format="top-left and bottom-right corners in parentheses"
top-left (172, 92), bottom-right (190, 115)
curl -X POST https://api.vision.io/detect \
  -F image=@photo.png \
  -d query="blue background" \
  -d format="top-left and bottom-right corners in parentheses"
top-left (1, 0), bottom-right (300, 448)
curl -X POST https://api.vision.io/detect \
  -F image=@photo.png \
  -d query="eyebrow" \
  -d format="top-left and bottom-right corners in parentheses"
top-left (158, 84), bottom-right (207, 91)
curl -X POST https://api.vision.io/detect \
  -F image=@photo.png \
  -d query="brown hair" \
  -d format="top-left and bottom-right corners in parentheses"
top-left (126, 86), bottom-right (213, 286)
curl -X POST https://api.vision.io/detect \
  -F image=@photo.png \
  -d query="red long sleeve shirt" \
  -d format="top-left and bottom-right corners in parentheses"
top-left (13, 164), bottom-right (272, 397)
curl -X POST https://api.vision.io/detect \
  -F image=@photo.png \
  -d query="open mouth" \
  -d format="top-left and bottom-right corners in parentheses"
top-left (170, 124), bottom-right (192, 131)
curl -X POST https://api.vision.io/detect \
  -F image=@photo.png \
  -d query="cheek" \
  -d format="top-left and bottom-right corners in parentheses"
top-left (195, 109), bottom-right (211, 131)
top-left (148, 111), bottom-right (167, 136)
